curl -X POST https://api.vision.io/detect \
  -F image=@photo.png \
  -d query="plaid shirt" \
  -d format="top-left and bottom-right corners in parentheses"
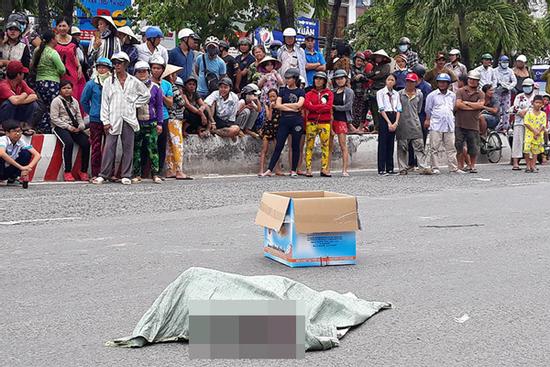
top-left (405, 50), bottom-right (419, 69)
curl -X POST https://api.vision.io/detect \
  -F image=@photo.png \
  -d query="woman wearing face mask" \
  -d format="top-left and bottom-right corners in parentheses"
top-left (494, 55), bottom-right (516, 132)
top-left (511, 78), bottom-right (536, 170)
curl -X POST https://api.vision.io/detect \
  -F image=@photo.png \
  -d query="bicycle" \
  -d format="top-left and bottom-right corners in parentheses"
top-left (480, 129), bottom-right (503, 163)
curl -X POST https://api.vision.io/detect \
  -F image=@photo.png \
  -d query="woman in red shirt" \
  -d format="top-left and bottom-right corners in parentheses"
top-left (303, 71), bottom-right (333, 177)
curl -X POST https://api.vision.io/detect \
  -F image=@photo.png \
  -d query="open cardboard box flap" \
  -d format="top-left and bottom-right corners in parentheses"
top-left (255, 192), bottom-right (292, 231)
top-left (255, 191), bottom-right (360, 233)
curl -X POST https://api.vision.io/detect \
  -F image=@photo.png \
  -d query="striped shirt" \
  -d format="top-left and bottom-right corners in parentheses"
top-left (100, 73), bottom-right (151, 135)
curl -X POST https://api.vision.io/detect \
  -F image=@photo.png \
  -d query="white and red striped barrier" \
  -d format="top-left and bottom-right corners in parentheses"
top-left (27, 134), bottom-right (84, 182)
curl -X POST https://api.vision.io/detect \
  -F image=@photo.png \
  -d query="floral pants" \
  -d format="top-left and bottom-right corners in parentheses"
top-left (165, 119), bottom-right (184, 176)
top-left (305, 122), bottom-right (331, 171)
top-left (133, 124), bottom-right (159, 177)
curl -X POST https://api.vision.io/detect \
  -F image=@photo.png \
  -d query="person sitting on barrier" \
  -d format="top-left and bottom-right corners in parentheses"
top-left (50, 80), bottom-right (90, 182)
top-left (204, 77), bottom-right (240, 139)
top-left (0, 119), bottom-right (41, 187)
top-left (0, 61), bottom-right (38, 127)
top-left (181, 75), bottom-right (211, 138)
top-left (236, 83), bottom-right (261, 138)
top-left (479, 84), bottom-right (500, 138)
top-left (131, 61), bottom-right (163, 184)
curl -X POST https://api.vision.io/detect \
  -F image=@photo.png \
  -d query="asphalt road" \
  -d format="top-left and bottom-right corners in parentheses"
top-left (1, 164), bottom-right (549, 367)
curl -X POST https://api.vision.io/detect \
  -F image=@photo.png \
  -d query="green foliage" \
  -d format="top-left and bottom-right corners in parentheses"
top-left (350, 0), bottom-right (550, 68)
top-left (130, 0), bottom-right (330, 42)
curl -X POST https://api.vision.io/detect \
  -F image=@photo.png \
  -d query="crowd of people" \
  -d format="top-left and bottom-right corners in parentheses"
top-left (0, 13), bottom-right (549, 187)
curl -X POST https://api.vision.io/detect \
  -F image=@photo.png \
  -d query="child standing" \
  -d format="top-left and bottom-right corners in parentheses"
top-left (132, 60), bottom-right (163, 183)
top-left (393, 54), bottom-right (408, 91)
top-left (523, 95), bottom-right (546, 173)
top-left (303, 71), bottom-right (333, 177)
top-left (81, 57), bottom-right (112, 180)
top-left (331, 69), bottom-right (354, 176)
top-left (259, 88), bottom-right (281, 176)
top-left (376, 74), bottom-right (401, 175)
top-left (257, 56), bottom-right (284, 104)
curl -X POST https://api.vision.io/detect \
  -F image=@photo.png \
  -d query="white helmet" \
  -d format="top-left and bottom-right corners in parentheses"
top-left (283, 28), bottom-right (297, 37)
top-left (205, 36), bottom-right (219, 47)
top-left (178, 28), bottom-right (194, 40)
top-left (111, 51), bottom-right (130, 63)
top-left (449, 49), bottom-right (461, 56)
top-left (516, 54), bottom-right (527, 63)
top-left (134, 61), bottom-right (150, 71)
top-left (149, 55), bottom-right (166, 67)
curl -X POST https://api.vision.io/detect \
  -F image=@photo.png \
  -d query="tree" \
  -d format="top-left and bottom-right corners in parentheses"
top-left (393, 0), bottom-right (525, 68)
top-left (130, 0), bottom-right (330, 42)
top-left (323, 0), bottom-right (342, 63)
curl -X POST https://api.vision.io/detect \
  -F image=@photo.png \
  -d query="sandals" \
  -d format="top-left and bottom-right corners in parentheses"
top-left (512, 167), bottom-right (521, 171)
top-left (320, 172), bottom-right (332, 177)
top-left (176, 175), bottom-right (193, 180)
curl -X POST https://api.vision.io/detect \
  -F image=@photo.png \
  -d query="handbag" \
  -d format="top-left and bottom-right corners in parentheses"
top-left (61, 98), bottom-right (80, 128)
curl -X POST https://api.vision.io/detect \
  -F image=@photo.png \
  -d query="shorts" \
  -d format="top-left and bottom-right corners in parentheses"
top-left (214, 115), bottom-right (234, 129)
top-left (481, 113), bottom-right (499, 130)
top-left (332, 120), bottom-right (348, 135)
top-left (455, 127), bottom-right (480, 156)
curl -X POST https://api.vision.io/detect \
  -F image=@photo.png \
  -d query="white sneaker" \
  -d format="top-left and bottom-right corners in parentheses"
top-left (432, 168), bottom-right (441, 175)
top-left (121, 178), bottom-right (131, 185)
top-left (92, 176), bottom-right (105, 184)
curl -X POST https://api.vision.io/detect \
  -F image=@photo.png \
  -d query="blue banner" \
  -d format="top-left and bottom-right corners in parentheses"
top-left (76, 0), bottom-right (132, 42)
top-left (255, 17), bottom-right (320, 50)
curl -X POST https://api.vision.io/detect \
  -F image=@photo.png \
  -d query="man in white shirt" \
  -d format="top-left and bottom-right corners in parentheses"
top-left (424, 73), bottom-right (461, 174)
top-left (204, 77), bottom-right (240, 138)
top-left (93, 52), bottom-right (150, 185)
top-left (136, 26), bottom-right (169, 64)
top-left (473, 53), bottom-right (497, 88)
top-left (277, 28), bottom-right (308, 87)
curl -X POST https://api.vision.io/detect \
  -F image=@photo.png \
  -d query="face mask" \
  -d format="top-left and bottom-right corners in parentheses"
top-left (500, 62), bottom-right (509, 69)
top-left (523, 87), bottom-right (533, 94)
top-left (207, 47), bottom-right (219, 57)
top-left (97, 71), bottom-right (111, 84)
top-left (398, 45), bottom-right (408, 53)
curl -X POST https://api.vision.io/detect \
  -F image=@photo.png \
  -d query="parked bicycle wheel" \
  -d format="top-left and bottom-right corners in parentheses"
top-left (486, 131), bottom-right (502, 163)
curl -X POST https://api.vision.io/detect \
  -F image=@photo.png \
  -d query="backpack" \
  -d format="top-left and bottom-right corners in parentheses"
top-left (202, 54), bottom-right (219, 93)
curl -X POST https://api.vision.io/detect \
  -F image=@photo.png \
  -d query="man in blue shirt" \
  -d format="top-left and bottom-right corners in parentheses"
top-left (194, 36), bottom-right (226, 98)
top-left (304, 35), bottom-right (326, 87)
top-left (168, 28), bottom-right (198, 81)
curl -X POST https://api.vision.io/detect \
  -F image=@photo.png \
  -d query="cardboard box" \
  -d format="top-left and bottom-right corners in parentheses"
top-left (255, 191), bottom-right (360, 267)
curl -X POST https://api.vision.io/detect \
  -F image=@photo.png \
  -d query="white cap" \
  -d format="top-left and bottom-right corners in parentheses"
top-left (71, 26), bottom-right (81, 35)
top-left (134, 61), bottom-right (150, 71)
top-left (111, 51), bottom-right (130, 63)
top-left (283, 28), bottom-right (297, 37)
top-left (516, 55), bottom-right (527, 63)
top-left (449, 49), bottom-right (460, 55)
top-left (178, 28), bottom-right (194, 39)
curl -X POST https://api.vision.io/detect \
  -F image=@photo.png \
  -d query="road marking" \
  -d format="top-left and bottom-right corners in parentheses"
top-left (0, 216), bottom-right (81, 225)
top-left (421, 224), bottom-right (484, 228)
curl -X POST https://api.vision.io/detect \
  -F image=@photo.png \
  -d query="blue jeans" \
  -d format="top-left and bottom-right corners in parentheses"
top-left (0, 100), bottom-right (39, 123)
top-left (0, 150), bottom-right (31, 180)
